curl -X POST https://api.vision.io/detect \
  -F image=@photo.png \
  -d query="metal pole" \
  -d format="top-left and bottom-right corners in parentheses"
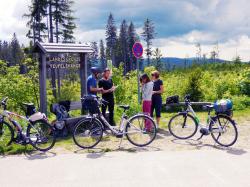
top-left (137, 58), bottom-right (141, 104)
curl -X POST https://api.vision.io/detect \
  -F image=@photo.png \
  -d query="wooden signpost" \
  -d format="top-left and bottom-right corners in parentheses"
top-left (33, 42), bottom-right (93, 114)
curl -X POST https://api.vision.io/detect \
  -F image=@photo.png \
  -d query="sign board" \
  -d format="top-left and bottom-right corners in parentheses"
top-left (46, 54), bottom-right (80, 69)
top-left (132, 42), bottom-right (143, 58)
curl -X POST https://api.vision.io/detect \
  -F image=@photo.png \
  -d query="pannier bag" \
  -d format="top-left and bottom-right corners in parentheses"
top-left (25, 104), bottom-right (36, 117)
top-left (214, 99), bottom-right (233, 116)
top-left (166, 95), bottom-right (179, 104)
top-left (82, 96), bottom-right (99, 114)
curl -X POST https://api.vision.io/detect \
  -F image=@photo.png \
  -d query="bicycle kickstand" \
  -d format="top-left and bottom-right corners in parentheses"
top-left (197, 134), bottom-right (204, 141)
top-left (118, 137), bottom-right (123, 149)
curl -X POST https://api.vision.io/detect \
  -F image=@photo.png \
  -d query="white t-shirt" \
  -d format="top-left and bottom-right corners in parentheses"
top-left (142, 82), bottom-right (154, 101)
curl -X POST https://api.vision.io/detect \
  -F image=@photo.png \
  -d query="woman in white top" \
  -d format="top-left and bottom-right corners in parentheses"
top-left (140, 74), bottom-right (154, 130)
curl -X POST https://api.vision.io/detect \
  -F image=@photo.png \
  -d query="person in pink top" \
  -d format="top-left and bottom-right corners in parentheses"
top-left (140, 73), bottom-right (154, 130)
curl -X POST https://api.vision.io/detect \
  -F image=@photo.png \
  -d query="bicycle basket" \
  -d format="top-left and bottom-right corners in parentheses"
top-left (214, 99), bottom-right (233, 113)
top-left (82, 96), bottom-right (100, 114)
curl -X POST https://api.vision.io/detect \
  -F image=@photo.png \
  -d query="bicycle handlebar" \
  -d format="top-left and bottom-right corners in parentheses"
top-left (1, 97), bottom-right (8, 110)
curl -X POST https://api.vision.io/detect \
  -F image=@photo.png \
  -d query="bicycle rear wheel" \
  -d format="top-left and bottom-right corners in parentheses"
top-left (125, 114), bottom-right (156, 147)
top-left (210, 115), bottom-right (238, 147)
top-left (27, 120), bottom-right (56, 152)
top-left (73, 118), bottom-right (103, 149)
top-left (0, 121), bottom-right (14, 147)
top-left (168, 113), bottom-right (198, 139)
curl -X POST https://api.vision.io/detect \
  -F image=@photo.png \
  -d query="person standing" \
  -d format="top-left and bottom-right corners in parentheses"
top-left (87, 67), bottom-right (103, 95)
top-left (151, 71), bottom-right (164, 129)
top-left (98, 68), bottom-right (116, 126)
top-left (140, 73), bottom-right (154, 130)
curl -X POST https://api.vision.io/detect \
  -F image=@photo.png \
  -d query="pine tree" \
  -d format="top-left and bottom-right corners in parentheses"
top-left (99, 39), bottom-right (106, 70)
top-left (141, 18), bottom-right (155, 66)
top-left (127, 22), bottom-right (137, 70)
top-left (88, 41), bottom-right (99, 67)
top-left (52, 0), bottom-right (76, 43)
top-left (0, 40), bottom-right (2, 60)
top-left (118, 20), bottom-right (130, 73)
top-left (1, 41), bottom-right (11, 64)
top-left (24, 0), bottom-right (48, 43)
top-left (106, 13), bottom-right (117, 67)
top-left (153, 48), bottom-right (162, 71)
top-left (10, 33), bottom-right (24, 66)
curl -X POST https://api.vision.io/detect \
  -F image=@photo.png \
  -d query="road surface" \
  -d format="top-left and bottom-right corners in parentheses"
top-left (0, 149), bottom-right (250, 187)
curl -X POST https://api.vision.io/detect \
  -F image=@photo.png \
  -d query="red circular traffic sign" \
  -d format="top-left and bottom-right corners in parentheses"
top-left (132, 42), bottom-right (143, 58)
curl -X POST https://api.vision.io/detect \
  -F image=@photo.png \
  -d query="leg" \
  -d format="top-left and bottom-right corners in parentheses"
top-left (108, 99), bottom-right (115, 126)
top-left (101, 100), bottom-right (108, 119)
top-left (155, 97), bottom-right (162, 128)
top-left (150, 99), bottom-right (155, 117)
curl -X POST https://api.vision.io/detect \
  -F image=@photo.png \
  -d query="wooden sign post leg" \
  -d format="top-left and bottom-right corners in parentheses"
top-left (39, 53), bottom-right (47, 115)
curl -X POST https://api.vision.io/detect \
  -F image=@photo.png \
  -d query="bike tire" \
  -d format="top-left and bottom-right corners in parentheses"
top-left (168, 113), bottom-right (198, 139)
top-left (210, 115), bottom-right (238, 147)
top-left (125, 114), bottom-right (157, 147)
top-left (27, 120), bottom-right (56, 152)
top-left (73, 118), bottom-right (103, 149)
top-left (0, 121), bottom-right (14, 147)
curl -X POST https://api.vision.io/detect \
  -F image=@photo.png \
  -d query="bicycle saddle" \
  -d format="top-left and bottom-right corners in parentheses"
top-left (118, 105), bottom-right (130, 110)
top-left (22, 102), bottom-right (34, 107)
top-left (206, 105), bottom-right (214, 110)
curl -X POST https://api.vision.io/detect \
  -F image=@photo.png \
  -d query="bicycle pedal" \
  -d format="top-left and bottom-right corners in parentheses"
top-left (116, 134), bottom-right (123, 138)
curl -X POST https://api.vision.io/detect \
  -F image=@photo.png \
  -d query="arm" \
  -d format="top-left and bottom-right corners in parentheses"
top-left (90, 86), bottom-right (103, 93)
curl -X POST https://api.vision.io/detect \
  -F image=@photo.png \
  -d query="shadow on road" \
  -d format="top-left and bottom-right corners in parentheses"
top-left (171, 138), bottom-right (248, 156)
top-left (24, 151), bottom-right (57, 160)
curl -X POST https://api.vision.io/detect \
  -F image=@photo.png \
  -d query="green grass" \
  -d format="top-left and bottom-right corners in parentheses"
top-left (0, 108), bottom-right (249, 155)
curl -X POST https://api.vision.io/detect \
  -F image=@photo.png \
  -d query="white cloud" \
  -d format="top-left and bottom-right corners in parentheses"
top-left (0, 0), bottom-right (29, 43)
top-left (0, 0), bottom-right (250, 61)
top-left (154, 32), bottom-right (250, 61)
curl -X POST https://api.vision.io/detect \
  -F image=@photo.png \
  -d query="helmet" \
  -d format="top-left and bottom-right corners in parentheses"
top-left (90, 67), bottom-right (101, 74)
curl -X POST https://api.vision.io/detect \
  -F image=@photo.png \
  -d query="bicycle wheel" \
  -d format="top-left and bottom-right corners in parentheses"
top-left (27, 120), bottom-right (56, 152)
top-left (168, 113), bottom-right (198, 139)
top-left (125, 114), bottom-right (157, 147)
top-left (73, 118), bottom-right (103, 149)
top-left (210, 115), bottom-right (238, 147)
top-left (0, 121), bottom-right (14, 147)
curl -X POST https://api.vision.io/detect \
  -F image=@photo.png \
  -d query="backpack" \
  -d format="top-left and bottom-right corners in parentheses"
top-left (166, 95), bottom-right (179, 104)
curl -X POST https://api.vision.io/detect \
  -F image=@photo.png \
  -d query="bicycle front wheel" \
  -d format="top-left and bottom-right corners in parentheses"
top-left (0, 121), bottom-right (14, 147)
top-left (168, 113), bottom-right (198, 139)
top-left (73, 118), bottom-right (103, 149)
top-left (27, 120), bottom-right (56, 152)
top-left (210, 115), bottom-right (238, 147)
top-left (125, 114), bottom-right (157, 147)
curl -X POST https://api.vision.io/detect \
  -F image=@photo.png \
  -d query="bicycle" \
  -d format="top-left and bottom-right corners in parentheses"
top-left (168, 95), bottom-right (238, 147)
top-left (0, 97), bottom-right (56, 152)
top-left (72, 96), bottom-right (157, 149)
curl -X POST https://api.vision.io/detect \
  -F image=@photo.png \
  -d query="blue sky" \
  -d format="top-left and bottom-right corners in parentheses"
top-left (1, 0), bottom-right (250, 61)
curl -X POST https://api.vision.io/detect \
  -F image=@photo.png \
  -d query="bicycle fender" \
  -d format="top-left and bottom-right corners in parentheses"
top-left (178, 111), bottom-right (188, 115)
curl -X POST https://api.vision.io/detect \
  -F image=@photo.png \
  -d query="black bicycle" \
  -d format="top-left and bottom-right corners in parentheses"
top-left (0, 97), bottom-right (56, 152)
top-left (73, 96), bottom-right (157, 149)
top-left (168, 95), bottom-right (238, 147)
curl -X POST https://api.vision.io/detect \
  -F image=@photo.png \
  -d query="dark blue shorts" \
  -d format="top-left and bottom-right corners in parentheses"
top-left (151, 96), bottom-right (162, 118)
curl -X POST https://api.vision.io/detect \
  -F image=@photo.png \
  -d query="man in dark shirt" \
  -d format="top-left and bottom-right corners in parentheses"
top-left (98, 68), bottom-right (116, 126)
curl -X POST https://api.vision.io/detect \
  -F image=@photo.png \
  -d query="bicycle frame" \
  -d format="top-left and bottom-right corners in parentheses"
top-left (185, 102), bottom-right (223, 133)
top-left (2, 110), bottom-right (29, 131)
top-left (94, 112), bottom-right (145, 136)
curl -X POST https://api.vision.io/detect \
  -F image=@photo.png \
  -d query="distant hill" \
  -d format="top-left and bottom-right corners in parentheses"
top-left (158, 57), bottom-right (226, 70)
